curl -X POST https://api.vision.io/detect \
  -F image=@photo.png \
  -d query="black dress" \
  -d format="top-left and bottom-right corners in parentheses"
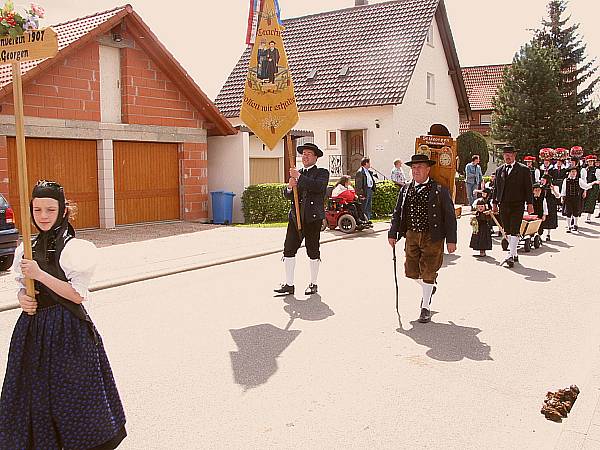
top-left (469, 212), bottom-right (492, 251)
top-left (542, 186), bottom-right (559, 229)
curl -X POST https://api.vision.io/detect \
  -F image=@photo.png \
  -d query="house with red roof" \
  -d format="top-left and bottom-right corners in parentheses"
top-left (0, 5), bottom-right (236, 229)
top-left (212, 0), bottom-right (471, 221)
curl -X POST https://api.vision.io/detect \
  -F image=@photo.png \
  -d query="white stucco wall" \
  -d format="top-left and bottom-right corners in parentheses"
top-left (207, 133), bottom-right (248, 223)
top-left (393, 16), bottom-right (460, 161)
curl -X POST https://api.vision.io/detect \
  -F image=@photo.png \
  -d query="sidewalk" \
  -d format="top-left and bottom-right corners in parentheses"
top-left (0, 221), bottom-right (389, 312)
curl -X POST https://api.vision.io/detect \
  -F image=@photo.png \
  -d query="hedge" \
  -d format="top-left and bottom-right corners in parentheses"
top-left (241, 180), bottom-right (401, 223)
top-left (457, 131), bottom-right (490, 175)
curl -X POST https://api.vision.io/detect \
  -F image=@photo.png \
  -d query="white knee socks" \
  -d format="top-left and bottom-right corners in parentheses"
top-left (309, 259), bottom-right (320, 284)
top-left (284, 257), bottom-right (295, 286)
top-left (416, 279), bottom-right (434, 310)
top-left (573, 216), bottom-right (579, 227)
top-left (508, 235), bottom-right (519, 258)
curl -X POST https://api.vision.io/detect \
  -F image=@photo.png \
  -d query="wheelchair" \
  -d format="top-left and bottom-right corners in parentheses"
top-left (321, 188), bottom-right (372, 233)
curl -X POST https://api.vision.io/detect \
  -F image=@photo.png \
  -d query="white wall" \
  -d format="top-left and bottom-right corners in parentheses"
top-left (207, 133), bottom-right (248, 223)
top-left (392, 16), bottom-right (460, 162)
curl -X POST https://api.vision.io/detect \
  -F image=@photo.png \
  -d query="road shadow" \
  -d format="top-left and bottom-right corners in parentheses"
top-left (471, 254), bottom-right (498, 265)
top-left (544, 240), bottom-right (573, 249)
top-left (229, 322), bottom-right (301, 390)
top-left (573, 227), bottom-right (600, 239)
top-left (509, 264), bottom-right (556, 282)
top-left (282, 294), bottom-right (335, 322)
top-left (442, 253), bottom-right (460, 268)
top-left (396, 317), bottom-right (493, 362)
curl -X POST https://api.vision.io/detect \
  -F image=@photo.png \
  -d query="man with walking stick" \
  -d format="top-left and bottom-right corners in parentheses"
top-left (388, 154), bottom-right (457, 323)
top-left (274, 143), bottom-right (329, 296)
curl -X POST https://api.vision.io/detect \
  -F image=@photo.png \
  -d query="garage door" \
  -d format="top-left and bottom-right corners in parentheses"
top-left (250, 157), bottom-right (281, 184)
top-left (113, 141), bottom-right (180, 225)
top-left (8, 138), bottom-right (99, 230)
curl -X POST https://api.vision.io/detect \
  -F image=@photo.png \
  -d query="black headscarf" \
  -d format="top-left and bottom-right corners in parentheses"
top-left (30, 180), bottom-right (75, 264)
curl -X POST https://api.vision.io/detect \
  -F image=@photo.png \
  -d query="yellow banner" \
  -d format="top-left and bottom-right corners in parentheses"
top-left (0, 28), bottom-right (58, 65)
top-left (240, 0), bottom-right (298, 150)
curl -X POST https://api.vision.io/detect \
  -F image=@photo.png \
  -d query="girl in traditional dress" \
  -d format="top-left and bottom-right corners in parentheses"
top-left (469, 198), bottom-right (493, 257)
top-left (581, 155), bottom-right (599, 223)
top-left (561, 167), bottom-right (600, 232)
top-left (0, 180), bottom-right (126, 449)
top-left (540, 174), bottom-right (560, 241)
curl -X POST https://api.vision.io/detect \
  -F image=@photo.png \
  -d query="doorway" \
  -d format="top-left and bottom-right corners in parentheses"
top-left (342, 130), bottom-right (365, 175)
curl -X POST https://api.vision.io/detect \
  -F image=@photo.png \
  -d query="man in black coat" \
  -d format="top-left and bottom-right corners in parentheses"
top-left (355, 157), bottom-right (377, 220)
top-left (274, 143), bottom-right (330, 296)
top-left (492, 145), bottom-right (534, 268)
top-left (388, 154), bottom-right (457, 323)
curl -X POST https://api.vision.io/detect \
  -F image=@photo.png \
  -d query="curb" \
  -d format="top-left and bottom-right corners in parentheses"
top-left (0, 226), bottom-right (388, 313)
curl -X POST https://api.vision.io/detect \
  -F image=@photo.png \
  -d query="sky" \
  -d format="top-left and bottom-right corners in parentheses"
top-left (41, 0), bottom-right (600, 100)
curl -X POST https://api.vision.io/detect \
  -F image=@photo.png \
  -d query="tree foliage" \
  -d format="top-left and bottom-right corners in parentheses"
top-left (457, 131), bottom-right (490, 174)
top-left (491, 43), bottom-right (563, 158)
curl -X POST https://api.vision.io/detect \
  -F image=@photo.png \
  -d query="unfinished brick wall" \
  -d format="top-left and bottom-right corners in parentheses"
top-left (121, 36), bottom-right (207, 128)
top-left (0, 42), bottom-right (100, 121)
top-left (0, 136), bottom-right (8, 199)
top-left (180, 142), bottom-right (208, 221)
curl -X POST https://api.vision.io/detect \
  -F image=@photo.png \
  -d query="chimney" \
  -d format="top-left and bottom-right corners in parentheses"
top-left (355, 0), bottom-right (368, 5)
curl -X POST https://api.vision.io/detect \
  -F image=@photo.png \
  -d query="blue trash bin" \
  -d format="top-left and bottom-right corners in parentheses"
top-left (211, 191), bottom-right (236, 224)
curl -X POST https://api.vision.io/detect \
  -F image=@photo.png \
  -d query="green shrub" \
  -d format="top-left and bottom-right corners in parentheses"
top-left (457, 131), bottom-right (490, 174)
top-left (241, 183), bottom-right (289, 223)
top-left (373, 180), bottom-right (400, 217)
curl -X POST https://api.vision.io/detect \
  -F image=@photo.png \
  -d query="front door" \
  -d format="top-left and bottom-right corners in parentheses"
top-left (345, 130), bottom-right (365, 175)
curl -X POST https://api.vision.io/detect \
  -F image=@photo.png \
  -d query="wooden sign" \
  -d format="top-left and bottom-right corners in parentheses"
top-left (415, 135), bottom-right (458, 201)
top-left (0, 28), bottom-right (58, 64)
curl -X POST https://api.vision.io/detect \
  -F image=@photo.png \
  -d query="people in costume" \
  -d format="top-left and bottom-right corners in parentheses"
top-left (580, 154), bottom-right (600, 223)
top-left (388, 154), bottom-right (457, 324)
top-left (274, 143), bottom-right (330, 296)
top-left (493, 145), bottom-right (534, 268)
top-left (549, 158), bottom-right (568, 190)
top-left (0, 180), bottom-right (126, 450)
top-left (539, 174), bottom-right (560, 241)
top-left (561, 167), bottom-right (600, 232)
top-left (531, 183), bottom-right (548, 240)
top-left (265, 40), bottom-right (280, 84)
top-left (469, 198), bottom-right (493, 257)
top-left (523, 156), bottom-right (540, 183)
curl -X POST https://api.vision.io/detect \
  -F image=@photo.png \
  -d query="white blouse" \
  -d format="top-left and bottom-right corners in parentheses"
top-left (12, 238), bottom-right (98, 300)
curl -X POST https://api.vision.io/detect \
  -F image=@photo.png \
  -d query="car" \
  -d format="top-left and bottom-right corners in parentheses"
top-left (0, 193), bottom-right (19, 271)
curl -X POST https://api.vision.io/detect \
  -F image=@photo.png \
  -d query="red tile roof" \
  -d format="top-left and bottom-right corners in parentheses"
top-left (216, 0), bottom-right (458, 117)
top-left (0, 6), bottom-right (126, 87)
top-left (461, 64), bottom-right (509, 110)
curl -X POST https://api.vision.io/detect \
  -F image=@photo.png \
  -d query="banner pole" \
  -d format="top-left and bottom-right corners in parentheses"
top-left (12, 62), bottom-right (35, 300)
top-left (285, 133), bottom-right (301, 231)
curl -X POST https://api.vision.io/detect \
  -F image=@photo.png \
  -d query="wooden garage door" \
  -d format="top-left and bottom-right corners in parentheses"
top-left (250, 157), bottom-right (281, 184)
top-left (8, 138), bottom-right (99, 230)
top-left (113, 141), bottom-right (180, 225)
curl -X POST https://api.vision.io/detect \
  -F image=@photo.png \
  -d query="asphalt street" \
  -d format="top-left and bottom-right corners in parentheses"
top-left (1, 215), bottom-right (599, 449)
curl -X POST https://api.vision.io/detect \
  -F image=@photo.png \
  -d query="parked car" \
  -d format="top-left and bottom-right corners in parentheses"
top-left (0, 194), bottom-right (19, 271)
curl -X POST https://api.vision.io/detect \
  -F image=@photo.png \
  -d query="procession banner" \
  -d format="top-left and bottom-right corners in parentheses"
top-left (415, 135), bottom-right (458, 201)
top-left (240, 0), bottom-right (298, 150)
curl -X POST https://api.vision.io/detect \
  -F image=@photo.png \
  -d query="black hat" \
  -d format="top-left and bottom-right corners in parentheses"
top-left (532, 183), bottom-right (541, 189)
top-left (541, 173), bottom-right (553, 182)
top-left (502, 145), bottom-right (517, 153)
top-left (297, 142), bottom-right (323, 158)
top-left (405, 153), bottom-right (436, 167)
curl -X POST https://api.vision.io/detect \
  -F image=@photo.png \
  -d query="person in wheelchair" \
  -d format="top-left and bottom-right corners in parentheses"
top-left (331, 175), bottom-right (371, 226)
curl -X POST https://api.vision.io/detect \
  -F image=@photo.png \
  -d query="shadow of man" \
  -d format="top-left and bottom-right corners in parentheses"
top-left (396, 317), bottom-right (493, 362)
top-left (282, 294), bottom-right (335, 322)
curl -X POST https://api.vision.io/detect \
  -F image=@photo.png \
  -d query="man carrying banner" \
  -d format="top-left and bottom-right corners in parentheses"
top-left (275, 143), bottom-right (329, 296)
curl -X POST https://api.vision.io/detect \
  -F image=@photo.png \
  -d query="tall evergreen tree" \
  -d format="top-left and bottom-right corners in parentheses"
top-left (534, 0), bottom-right (599, 148)
top-left (491, 43), bottom-right (563, 157)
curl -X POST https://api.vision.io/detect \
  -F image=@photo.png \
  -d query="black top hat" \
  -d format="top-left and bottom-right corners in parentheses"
top-left (405, 153), bottom-right (436, 167)
top-left (532, 182), bottom-right (541, 189)
top-left (502, 145), bottom-right (517, 153)
top-left (297, 142), bottom-right (323, 158)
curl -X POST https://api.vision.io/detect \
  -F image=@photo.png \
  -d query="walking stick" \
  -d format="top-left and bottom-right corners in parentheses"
top-left (392, 246), bottom-right (401, 327)
top-left (285, 133), bottom-right (302, 233)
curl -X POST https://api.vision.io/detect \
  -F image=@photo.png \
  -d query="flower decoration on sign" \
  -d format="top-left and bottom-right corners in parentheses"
top-left (261, 115), bottom-right (282, 134)
top-left (0, 1), bottom-right (45, 37)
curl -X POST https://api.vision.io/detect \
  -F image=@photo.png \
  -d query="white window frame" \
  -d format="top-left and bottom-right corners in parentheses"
top-left (480, 113), bottom-right (492, 125)
top-left (426, 72), bottom-right (435, 103)
top-left (426, 23), bottom-right (434, 47)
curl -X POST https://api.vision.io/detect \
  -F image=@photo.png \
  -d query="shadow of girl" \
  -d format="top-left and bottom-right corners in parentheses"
top-left (396, 318), bottom-right (493, 362)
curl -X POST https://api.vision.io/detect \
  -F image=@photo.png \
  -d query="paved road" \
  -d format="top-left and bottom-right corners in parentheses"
top-left (1, 216), bottom-right (599, 448)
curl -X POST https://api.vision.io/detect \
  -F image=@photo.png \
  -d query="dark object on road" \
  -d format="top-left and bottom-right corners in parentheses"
top-left (541, 385), bottom-right (580, 422)
top-left (0, 193), bottom-right (19, 271)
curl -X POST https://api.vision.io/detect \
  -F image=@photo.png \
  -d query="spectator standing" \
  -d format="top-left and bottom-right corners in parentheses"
top-left (465, 155), bottom-right (484, 207)
top-left (390, 159), bottom-right (407, 187)
top-left (355, 157), bottom-right (377, 220)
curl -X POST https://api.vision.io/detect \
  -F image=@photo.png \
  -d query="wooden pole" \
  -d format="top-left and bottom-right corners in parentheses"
top-left (285, 133), bottom-right (301, 231)
top-left (11, 62), bottom-right (35, 301)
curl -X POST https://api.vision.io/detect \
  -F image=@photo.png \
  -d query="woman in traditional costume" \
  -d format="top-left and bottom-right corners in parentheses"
top-left (0, 180), bottom-right (126, 449)
top-left (581, 154), bottom-right (599, 223)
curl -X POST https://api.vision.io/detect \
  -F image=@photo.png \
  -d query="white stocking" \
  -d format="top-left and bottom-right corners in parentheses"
top-left (309, 259), bottom-right (320, 284)
top-left (508, 235), bottom-right (519, 257)
top-left (421, 282), bottom-right (434, 310)
top-left (284, 257), bottom-right (295, 286)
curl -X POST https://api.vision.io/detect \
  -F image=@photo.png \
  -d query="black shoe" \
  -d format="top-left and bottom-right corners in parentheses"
top-left (566, 228), bottom-right (572, 233)
top-left (501, 256), bottom-right (514, 268)
top-left (573, 225), bottom-right (578, 231)
top-left (418, 308), bottom-right (431, 323)
top-left (274, 284), bottom-right (294, 295)
top-left (304, 283), bottom-right (318, 295)
top-left (513, 255), bottom-right (518, 263)
top-left (546, 235), bottom-right (551, 242)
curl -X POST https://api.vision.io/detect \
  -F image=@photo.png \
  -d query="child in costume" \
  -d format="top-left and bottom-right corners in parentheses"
top-left (469, 198), bottom-right (493, 257)
top-left (580, 155), bottom-right (599, 223)
top-left (561, 167), bottom-right (600, 232)
top-left (0, 181), bottom-right (126, 450)
top-left (539, 174), bottom-right (560, 241)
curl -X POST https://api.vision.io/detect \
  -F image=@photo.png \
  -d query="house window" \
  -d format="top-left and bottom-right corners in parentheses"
top-left (327, 131), bottom-right (337, 147)
top-left (426, 73), bottom-right (435, 103)
top-left (480, 113), bottom-right (492, 125)
top-left (426, 23), bottom-right (434, 46)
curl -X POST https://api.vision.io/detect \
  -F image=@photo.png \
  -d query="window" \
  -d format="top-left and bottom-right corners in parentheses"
top-left (328, 131), bottom-right (337, 147)
top-left (480, 113), bottom-right (492, 125)
top-left (426, 23), bottom-right (434, 46)
top-left (426, 73), bottom-right (435, 103)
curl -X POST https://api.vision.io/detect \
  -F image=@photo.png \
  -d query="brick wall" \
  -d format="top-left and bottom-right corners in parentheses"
top-left (121, 35), bottom-right (207, 128)
top-left (0, 42), bottom-right (100, 121)
top-left (181, 142), bottom-right (208, 221)
top-left (0, 136), bottom-right (8, 198)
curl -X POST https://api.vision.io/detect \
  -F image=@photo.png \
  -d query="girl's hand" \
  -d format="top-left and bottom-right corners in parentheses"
top-left (20, 259), bottom-right (43, 281)
top-left (18, 290), bottom-right (37, 315)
